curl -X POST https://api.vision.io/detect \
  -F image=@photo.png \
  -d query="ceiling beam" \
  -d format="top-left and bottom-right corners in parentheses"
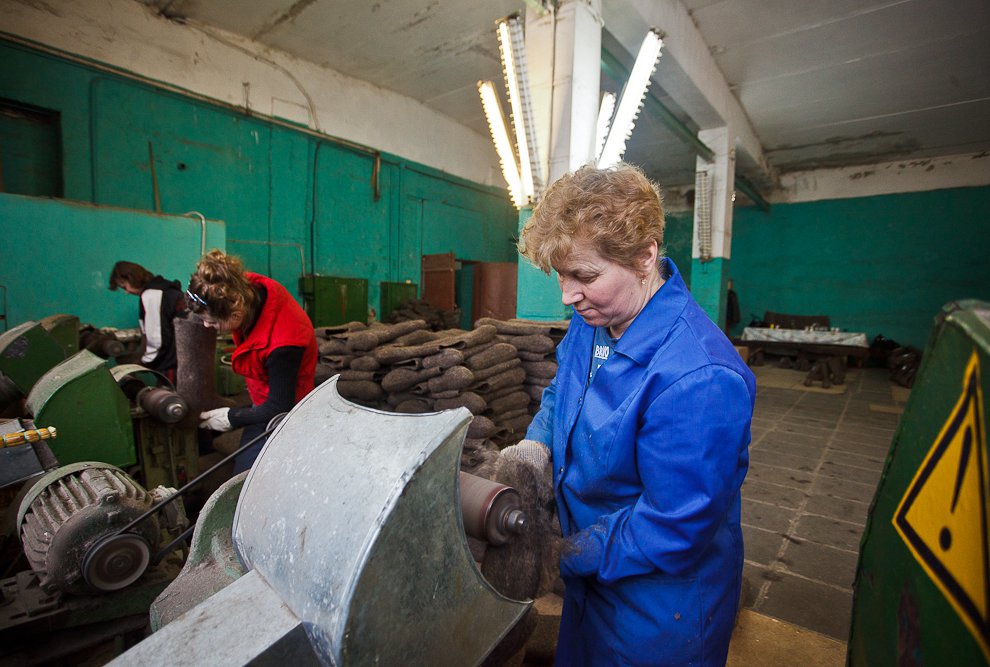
top-left (601, 0), bottom-right (778, 188)
top-left (601, 38), bottom-right (770, 211)
top-left (600, 46), bottom-right (714, 163)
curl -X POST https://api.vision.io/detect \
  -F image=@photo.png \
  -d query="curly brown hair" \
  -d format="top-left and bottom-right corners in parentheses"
top-left (518, 162), bottom-right (665, 274)
top-left (187, 249), bottom-right (259, 323)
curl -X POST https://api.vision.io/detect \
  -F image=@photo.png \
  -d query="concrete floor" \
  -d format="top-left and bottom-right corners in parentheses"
top-left (519, 363), bottom-right (904, 665)
top-left (741, 364), bottom-right (901, 642)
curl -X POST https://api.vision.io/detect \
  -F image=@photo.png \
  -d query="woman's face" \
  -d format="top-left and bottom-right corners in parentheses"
top-left (201, 309), bottom-right (244, 334)
top-left (554, 238), bottom-right (656, 337)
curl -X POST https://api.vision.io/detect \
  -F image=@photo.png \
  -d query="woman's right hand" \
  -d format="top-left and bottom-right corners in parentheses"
top-left (199, 407), bottom-right (232, 432)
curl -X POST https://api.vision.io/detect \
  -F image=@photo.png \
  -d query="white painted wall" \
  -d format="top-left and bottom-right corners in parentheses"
top-left (771, 152), bottom-right (990, 204)
top-left (662, 150), bottom-right (990, 212)
top-left (1, 0), bottom-right (503, 188)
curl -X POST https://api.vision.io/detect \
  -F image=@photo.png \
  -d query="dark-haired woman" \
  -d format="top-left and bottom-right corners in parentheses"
top-left (109, 260), bottom-right (186, 382)
top-left (187, 250), bottom-right (317, 473)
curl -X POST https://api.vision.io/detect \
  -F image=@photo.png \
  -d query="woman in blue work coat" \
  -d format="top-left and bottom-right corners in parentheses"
top-left (503, 163), bottom-right (756, 666)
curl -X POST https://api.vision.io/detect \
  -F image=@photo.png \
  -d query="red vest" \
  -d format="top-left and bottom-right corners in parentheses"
top-left (231, 273), bottom-right (317, 406)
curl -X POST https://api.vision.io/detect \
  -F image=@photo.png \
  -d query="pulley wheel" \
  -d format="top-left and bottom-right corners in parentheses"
top-left (83, 534), bottom-right (152, 592)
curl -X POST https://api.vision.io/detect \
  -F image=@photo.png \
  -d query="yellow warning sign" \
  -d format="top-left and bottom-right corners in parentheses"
top-left (894, 349), bottom-right (990, 660)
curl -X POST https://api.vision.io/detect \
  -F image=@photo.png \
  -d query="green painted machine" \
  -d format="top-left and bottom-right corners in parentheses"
top-left (0, 320), bottom-right (69, 405)
top-left (0, 317), bottom-right (206, 664)
top-left (0, 318), bottom-right (199, 490)
top-left (27, 352), bottom-right (137, 469)
top-left (850, 300), bottom-right (990, 666)
top-left (22, 351), bottom-right (198, 489)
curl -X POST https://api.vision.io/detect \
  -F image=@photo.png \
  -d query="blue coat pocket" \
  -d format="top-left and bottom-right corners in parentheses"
top-left (607, 573), bottom-right (702, 666)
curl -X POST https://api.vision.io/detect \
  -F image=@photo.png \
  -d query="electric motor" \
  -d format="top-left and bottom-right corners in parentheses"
top-left (17, 462), bottom-right (176, 595)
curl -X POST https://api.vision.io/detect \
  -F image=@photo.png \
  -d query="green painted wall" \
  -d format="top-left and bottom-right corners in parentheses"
top-left (514, 206), bottom-right (696, 321)
top-left (730, 187), bottom-right (990, 348)
top-left (0, 100), bottom-right (62, 196)
top-left (516, 207), bottom-right (572, 321)
top-left (662, 210), bottom-right (694, 287)
top-left (690, 257), bottom-right (729, 327)
top-left (0, 39), bottom-right (518, 327)
top-left (0, 193), bottom-right (225, 328)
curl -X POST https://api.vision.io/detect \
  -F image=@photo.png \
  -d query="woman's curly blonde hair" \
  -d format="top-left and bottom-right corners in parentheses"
top-left (187, 249), bottom-right (259, 323)
top-left (518, 162), bottom-right (665, 274)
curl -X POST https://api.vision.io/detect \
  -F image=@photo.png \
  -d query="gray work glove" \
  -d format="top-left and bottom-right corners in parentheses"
top-left (199, 407), bottom-right (232, 432)
top-left (499, 438), bottom-right (550, 472)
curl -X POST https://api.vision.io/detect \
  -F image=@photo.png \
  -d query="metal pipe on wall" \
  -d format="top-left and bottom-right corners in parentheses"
top-left (184, 211), bottom-right (207, 256)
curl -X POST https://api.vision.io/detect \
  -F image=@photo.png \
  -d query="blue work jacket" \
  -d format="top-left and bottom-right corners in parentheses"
top-left (527, 259), bottom-right (756, 666)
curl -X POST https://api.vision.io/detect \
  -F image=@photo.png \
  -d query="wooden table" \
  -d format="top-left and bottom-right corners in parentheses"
top-left (739, 327), bottom-right (870, 388)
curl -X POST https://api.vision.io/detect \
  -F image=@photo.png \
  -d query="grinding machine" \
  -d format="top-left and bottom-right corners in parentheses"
top-left (1, 318), bottom-right (199, 490)
top-left (0, 438), bottom-right (191, 664)
top-left (0, 316), bottom-right (140, 411)
top-left (0, 320), bottom-right (70, 411)
top-left (0, 319), bottom-right (205, 663)
top-left (111, 376), bottom-right (545, 666)
top-left (849, 300), bottom-right (990, 666)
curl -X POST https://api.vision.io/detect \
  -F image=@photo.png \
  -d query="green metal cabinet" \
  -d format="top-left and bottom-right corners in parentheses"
top-left (380, 281), bottom-right (418, 321)
top-left (299, 275), bottom-right (368, 327)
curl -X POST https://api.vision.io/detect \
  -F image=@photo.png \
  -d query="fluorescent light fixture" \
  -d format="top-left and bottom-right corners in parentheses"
top-left (695, 167), bottom-right (713, 262)
top-left (497, 16), bottom-right (540, 201)
top-left (478, 80), bottom-right (524, 208)
top-left (594, 92), bottom-right (616, 163)
top-left (598, 29), bottom-right (664, 169)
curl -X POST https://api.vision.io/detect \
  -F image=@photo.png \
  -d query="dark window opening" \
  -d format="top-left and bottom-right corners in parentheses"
top-left (0, 99), bottom-right (63, 197)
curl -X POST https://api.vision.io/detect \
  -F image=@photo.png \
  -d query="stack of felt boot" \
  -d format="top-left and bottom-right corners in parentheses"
top-left (315, 321), bottom-right (495, 417)
top-left (474, 317), bottom-right (570, 419)
top-left (310, 317), bottom-right (571, 476)
top-left (385, 298), bottom-right (462, 331)
top-left (314, 319), bottom-right (433, 406)
top-left (462, 337), bottom-right (529, 447)
top-left (376, 325), bottom-right (493, 415)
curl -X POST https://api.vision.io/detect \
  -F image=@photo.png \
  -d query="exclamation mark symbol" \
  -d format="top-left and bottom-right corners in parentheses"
top-left (938, 425), bottom-right (973, 552)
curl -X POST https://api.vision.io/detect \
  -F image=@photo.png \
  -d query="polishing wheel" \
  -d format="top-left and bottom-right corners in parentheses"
top-left (459, 471), bottom-right (526, 546)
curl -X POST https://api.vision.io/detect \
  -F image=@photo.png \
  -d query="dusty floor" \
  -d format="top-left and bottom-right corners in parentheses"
top-left (741, 365), bottom-right (901, 641)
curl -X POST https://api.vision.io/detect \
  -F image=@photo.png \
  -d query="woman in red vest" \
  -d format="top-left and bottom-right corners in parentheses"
top-left (187, 250), bottom-right (317, 474)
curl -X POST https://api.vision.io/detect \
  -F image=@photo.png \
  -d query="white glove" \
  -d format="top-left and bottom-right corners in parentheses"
top-left (199, 407), bottom-right (232, 432)
top-left (500, 438), bottom-right (550, 471)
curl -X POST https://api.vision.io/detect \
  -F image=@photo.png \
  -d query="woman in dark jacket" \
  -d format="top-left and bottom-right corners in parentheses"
top-left (109, 260), bottom-right (186, 381)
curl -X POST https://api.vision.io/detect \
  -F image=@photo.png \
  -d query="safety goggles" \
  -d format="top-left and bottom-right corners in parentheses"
top-left (185, 289), bottom-right (209, 311)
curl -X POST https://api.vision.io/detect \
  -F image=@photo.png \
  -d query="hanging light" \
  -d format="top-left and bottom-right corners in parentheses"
top-left (478, 80), bottom-right (524, 208)
top-left (598, 29), bottom-right (664, 169)
top-left (594, 92), bottom-right (617, 164)
top-left (496, 15), bottom-right (540, 201)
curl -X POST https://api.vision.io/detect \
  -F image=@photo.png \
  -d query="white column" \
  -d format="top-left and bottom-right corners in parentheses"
top-left (525, 0), bottom-right (603, 185)
top-left (692, 126), bottom-right (736, 261)
top-left (517, 0), bottom-right (602, 320)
